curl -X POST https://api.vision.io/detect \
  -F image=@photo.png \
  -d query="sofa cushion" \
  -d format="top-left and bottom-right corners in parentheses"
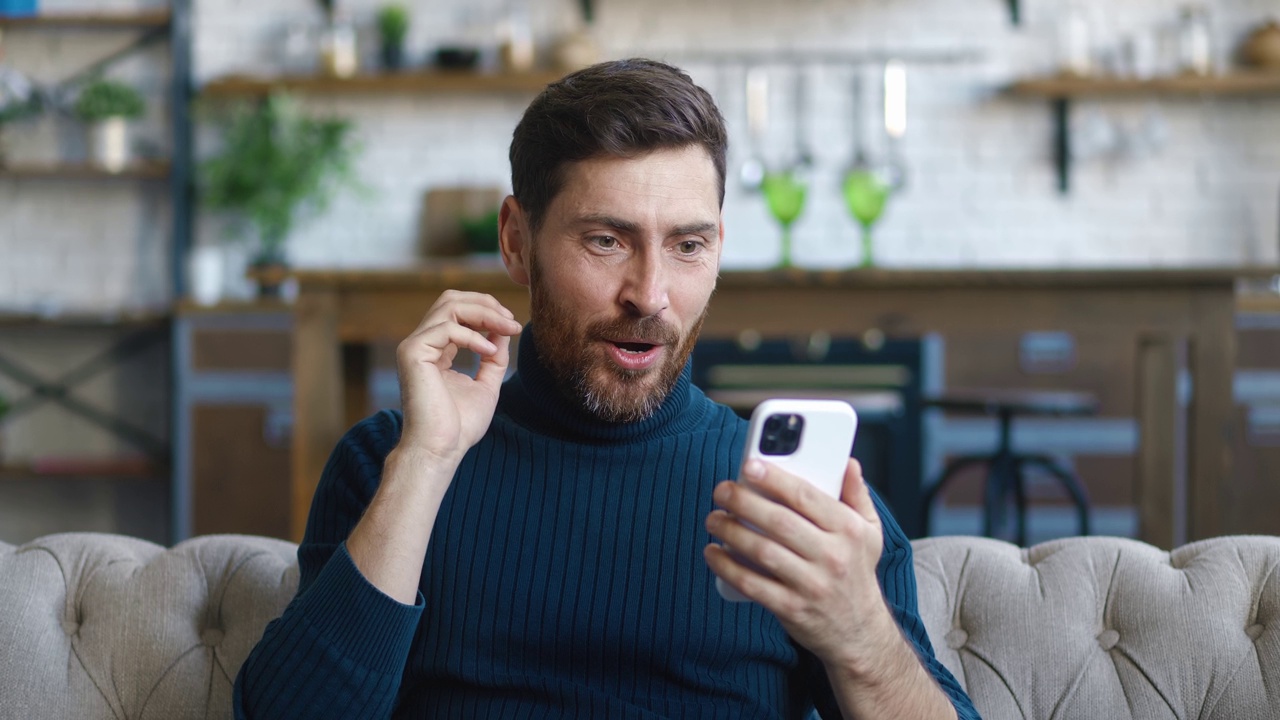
top-left (0, 533), bottom-right (297, 720)
top-left (912, 535), bottom-right (1280, 720)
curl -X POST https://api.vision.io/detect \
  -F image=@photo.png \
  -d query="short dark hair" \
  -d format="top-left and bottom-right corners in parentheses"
top-left (509, 58), bottom-right (728, 234)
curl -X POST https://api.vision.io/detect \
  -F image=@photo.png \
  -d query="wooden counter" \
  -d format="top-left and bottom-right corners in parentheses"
top-left (280, 263), bottom-right (1266, 547)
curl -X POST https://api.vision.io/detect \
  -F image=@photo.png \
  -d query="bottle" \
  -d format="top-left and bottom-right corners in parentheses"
top-left (1177, 5), bottom-right (1212, 76)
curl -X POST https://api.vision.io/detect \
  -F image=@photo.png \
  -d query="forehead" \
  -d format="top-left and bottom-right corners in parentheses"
top-left (550, 146), bottom-right (721, 223)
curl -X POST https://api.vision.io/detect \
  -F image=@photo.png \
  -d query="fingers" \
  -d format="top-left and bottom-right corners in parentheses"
top-left (703, 542), bottom-right (791, 607)
top-left (737, 459), bottom-right (854, 536)
top-left (399, 292), bottom-right (522, 369)
top-left (705, 459), bottom-right (882, 596)
top-left (840, 458), bottom-right (881, 527)
top-left (473, 332), bottom-right (512, 388)
top-left (413, 290), bottom-right (520, 337)
top-left (705, 506), bottom-right (813, 589)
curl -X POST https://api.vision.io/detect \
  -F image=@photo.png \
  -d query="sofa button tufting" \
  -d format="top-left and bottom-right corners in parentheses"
top-left (1097, 629), bottom-right (1120, 650)
top-left (945, 629), bottom-right (968, 649)
top-left (201, 628), bottom-right (224, 646)
top-left (1247, 624), bottom-right (1265, 641)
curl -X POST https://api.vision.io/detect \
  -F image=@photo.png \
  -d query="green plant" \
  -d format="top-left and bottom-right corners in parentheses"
top-left (377, 4), bottom-right (410, 47)
top-left (199, 93), bottom-right (360, 265)
top-left (73, 77), bottom-right (145, 122)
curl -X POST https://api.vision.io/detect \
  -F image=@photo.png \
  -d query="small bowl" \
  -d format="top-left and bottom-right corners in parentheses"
top-left (435, 47), bottom-right (481, 70)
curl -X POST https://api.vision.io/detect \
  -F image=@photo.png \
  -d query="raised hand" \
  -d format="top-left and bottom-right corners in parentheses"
top-left (396, 290), bottom-right (523, 463)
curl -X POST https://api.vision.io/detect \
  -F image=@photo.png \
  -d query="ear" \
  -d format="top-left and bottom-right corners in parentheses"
top-left (499, 195), bottom-right (531, 287)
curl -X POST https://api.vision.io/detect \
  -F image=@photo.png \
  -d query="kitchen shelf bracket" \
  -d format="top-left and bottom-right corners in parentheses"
top-left (1053, 98), bottom-right (1071, 193)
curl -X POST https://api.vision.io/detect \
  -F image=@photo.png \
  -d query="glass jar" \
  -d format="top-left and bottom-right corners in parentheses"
top-left (1177, 5), bottom-right (1213, 76)
top-left (320, 11), bottom-right (359, 78)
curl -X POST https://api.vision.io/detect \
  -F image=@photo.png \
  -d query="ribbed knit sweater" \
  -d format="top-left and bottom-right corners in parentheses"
top-left (234, 326), bottom-right (979, 719)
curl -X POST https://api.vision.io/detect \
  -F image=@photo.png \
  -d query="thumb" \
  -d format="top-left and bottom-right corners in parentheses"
top-left (473, 332), bottom-right (511, 390)
top-left (840, 458), bottom-right (880, 526)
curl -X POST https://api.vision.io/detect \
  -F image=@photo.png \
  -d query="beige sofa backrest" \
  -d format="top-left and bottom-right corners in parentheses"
top-left (0, 533), bottom-right (297, 720)
top-left (913, 535), bottom-right (1280, 719)
top-left (1, 533), bottom-right (1277, 719)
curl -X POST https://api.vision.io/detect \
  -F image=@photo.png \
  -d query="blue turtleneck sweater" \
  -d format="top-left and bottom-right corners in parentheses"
top-left (234, 327), bottom-right (978, 719)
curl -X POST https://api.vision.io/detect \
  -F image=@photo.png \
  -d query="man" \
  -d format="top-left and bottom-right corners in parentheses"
top-left (235, 58), bottom-right (979, 720)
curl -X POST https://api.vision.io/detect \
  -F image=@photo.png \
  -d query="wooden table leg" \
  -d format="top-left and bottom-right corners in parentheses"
top-left (1136, 335), bottom-right (1182, 549)
top-left (1187, 291), bottom-right (1237, 541)
top-left (342, 343), bottom-right (372, 429)
top-left (291, 290), bottom-right (344, 543)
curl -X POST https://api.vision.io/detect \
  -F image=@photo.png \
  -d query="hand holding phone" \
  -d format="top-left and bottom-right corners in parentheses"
top-left (716, 399), bottom-right (858, 602)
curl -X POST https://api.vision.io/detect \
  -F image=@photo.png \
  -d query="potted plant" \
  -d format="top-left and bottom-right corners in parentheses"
top-left (73, 76), bottom-right (145, 172)
top-left (199, 93), bottom-right (360, 295)
top-left (377, 4), bottom-right (410, 71)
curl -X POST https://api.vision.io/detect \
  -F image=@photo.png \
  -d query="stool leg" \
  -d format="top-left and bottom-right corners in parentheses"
top-left (985, 452), bottom-right (1018, 543)
top-left (1012, 457), bottom-right (1029, 547)
top-left (1023, 455), bottom-right (1091, 536)
top-left (924, 455), bottom-right (990, 536)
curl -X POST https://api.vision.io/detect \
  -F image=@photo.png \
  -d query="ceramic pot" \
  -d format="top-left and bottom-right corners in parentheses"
top-left (381, 43), bottom-right (405, 72)
top-left (1241, 20), bottom-right (1280, 70)
top-left (88, 117), bottom-right (129, 172)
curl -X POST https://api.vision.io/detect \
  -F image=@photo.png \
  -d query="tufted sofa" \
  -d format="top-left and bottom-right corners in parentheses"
top-left (1, 533), bottom-right (1277, 719)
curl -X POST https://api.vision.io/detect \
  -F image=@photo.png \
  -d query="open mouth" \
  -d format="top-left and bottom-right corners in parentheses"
top-left (613, 341), bottom-right (657, 354)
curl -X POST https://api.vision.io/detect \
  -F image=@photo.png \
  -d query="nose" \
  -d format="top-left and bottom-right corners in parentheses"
top-left (618, 250), bottom-right (669, 318)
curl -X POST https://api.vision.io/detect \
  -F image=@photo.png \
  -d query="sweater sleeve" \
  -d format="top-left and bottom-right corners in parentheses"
top-left (234, 411), bottom-right (426, 720)
top-left (806, 487), bottom-right (981, 720)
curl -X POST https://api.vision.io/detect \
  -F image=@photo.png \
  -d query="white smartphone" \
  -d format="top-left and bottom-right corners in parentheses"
top-left (716, 399), bottom-right (859, 603)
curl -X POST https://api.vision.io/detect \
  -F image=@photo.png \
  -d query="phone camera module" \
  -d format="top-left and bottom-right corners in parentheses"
top-left (759, 413), bottom-right (804, 456)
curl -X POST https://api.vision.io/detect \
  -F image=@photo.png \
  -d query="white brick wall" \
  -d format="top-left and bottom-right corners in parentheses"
top-left (2, 0), bottom-right (1279, 311)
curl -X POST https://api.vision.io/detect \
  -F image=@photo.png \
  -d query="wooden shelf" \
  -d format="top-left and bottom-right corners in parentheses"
top-left (0, 10), bottom-right (171, 29)
top-left (1008, 71), bottom-right (1280, 99)
top-left (201, 69), bottom-right (566, 97)
top-left (0, 457), bottom-right (164, 480)
top-left (0, 161), bottom-right (171, 180)
top-left (0, 309), bottom-right (171, 327)
top-left (1007, 71), bottom-right (1280, 193)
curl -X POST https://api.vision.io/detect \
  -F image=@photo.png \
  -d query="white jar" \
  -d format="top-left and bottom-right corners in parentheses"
top-left (1058, 3), bottom-right (1093, 77)
top-left (188, 245), bottom-right (225, 307)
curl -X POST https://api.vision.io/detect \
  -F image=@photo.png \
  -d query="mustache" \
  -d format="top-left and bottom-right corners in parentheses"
top-left (589, 315), bottom-right (680, 345)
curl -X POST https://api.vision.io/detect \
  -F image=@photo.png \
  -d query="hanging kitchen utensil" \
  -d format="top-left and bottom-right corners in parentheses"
top-left (793, 63), bottom-right (813, 172)
top-left (882, 59), bottom-right (908, 190)
top-left (739, 65), bottom-right (768, 191)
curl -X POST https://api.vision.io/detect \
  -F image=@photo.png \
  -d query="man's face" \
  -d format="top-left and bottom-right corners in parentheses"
top-left (508, 145), bottom-right (724, 423)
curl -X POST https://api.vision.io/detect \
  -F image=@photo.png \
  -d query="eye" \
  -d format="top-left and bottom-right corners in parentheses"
top-left (590, 235), bottom-right (619, 250)
top-left (676, 239), bottom-right (704, 255)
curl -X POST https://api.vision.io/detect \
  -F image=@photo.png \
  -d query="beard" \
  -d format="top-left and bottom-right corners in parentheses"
top-left (529, 256), bottom-right (708, 424)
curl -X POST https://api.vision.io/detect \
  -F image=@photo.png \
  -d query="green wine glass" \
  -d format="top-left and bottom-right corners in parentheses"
top-left (762, 170), bottom-right (807, 268)
top-left (842, 168), bottom-right (892, 268)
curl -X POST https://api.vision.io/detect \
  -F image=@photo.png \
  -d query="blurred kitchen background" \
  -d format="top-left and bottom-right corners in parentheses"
top-left (2, 0), bottom-right (1280, 548)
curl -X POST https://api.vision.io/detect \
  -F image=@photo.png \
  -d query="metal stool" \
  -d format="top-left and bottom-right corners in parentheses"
top-left (923, 389), bottom-right (1096, 546)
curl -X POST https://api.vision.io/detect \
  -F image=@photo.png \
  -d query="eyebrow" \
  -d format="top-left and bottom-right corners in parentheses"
top-left (575, 214), bottom-right (717, 237)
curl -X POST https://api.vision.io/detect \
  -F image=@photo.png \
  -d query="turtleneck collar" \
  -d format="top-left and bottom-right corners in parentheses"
top-left (498, 324), bottom-right (708, 444)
